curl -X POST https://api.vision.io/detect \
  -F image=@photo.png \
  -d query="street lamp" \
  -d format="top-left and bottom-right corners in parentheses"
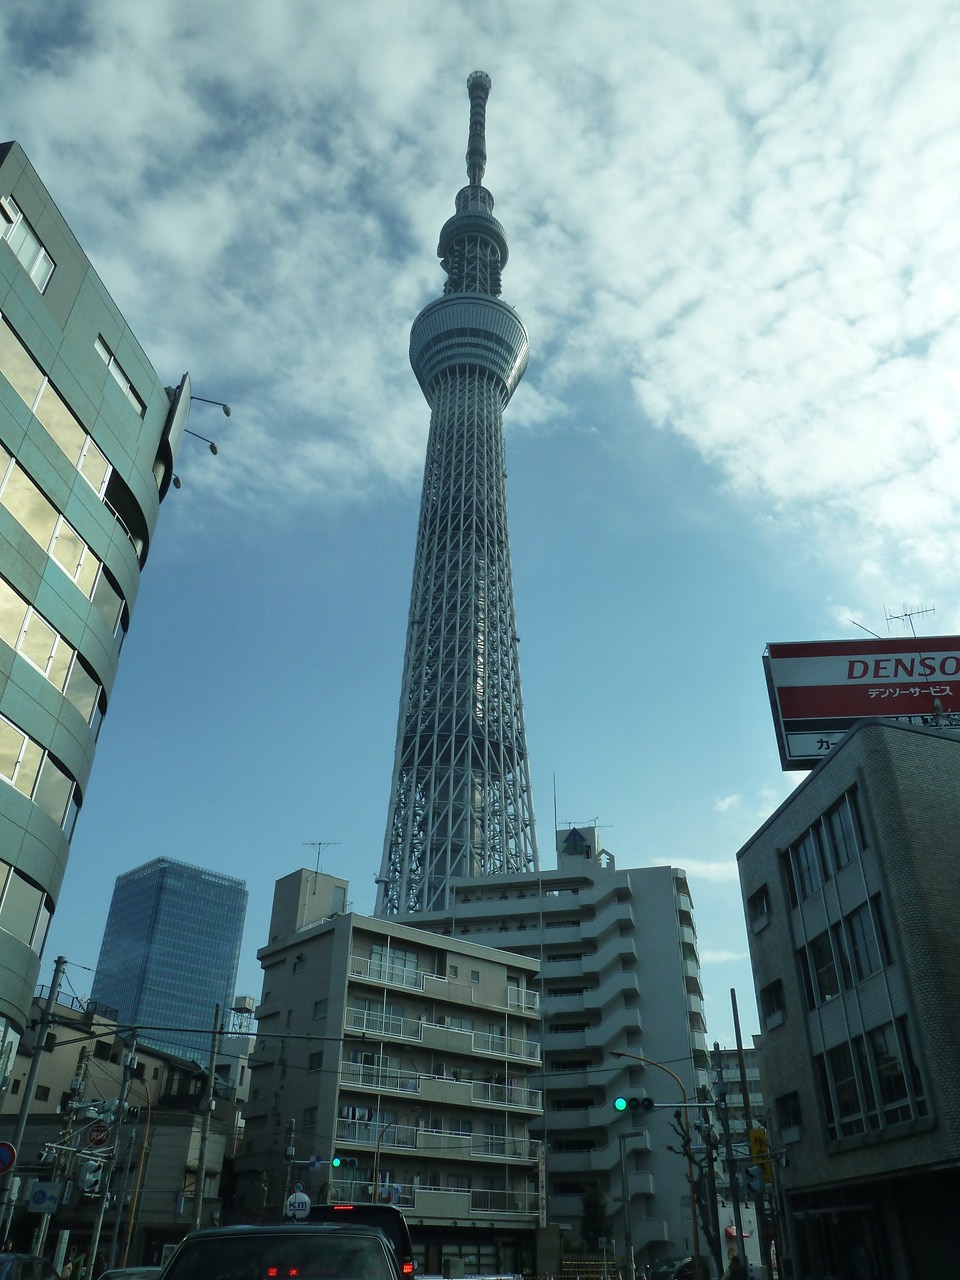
top-left (611, 1050), bottom-right (703, 1279)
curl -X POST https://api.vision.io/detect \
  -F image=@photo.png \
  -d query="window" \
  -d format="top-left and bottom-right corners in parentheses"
top-left (774, 1091), bottom-right (802, 1139)
top-left (747, 885), bottom-right (770, 931)
top-left (0, 196), bottom-right (54, 291)
top-left (0, 713), bottom-right (79, 827)
top-left (759, 980), bottom-right (785, 1029)
top-left (292, 957), bottom-right (305, 974)
top-left (846, 900), bottom-right (887, 981)
top-left (0, 577), bottom-right (104, 727)
top-left (824, 788), bottom-right (866, 870)
top-left (807, 931), bottom-right (840, 1004)
top-left (94, 336), bottom-right (145, 417)
top-left (869, 1023), bottom-right (911, 1125)
top-left (448, 964), bottom-right (459, 979)
top-left (0, 452), bottom-right (126, 634)
top-left (303, 1106), bottom-right (317, 1128)
top-left (308, 1052), bottom-right (323, 1072)
top-left (0, 861), bottom-right (50, 952)
top-left (471, 969), bottom-right (481, 983)
top-left (313, 999), bottom-right (328, 1020)
top-left (791, 828), bottom-right (827, 898)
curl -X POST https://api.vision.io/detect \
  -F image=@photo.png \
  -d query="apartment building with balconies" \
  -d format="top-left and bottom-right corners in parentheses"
top-left (403, 826), bottom-right (711, 1272)
top-left (235, 869), bottom-right (543, 1276)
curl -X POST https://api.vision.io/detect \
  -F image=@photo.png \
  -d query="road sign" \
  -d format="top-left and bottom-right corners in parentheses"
top-left (0, 1142), bottom-right (15, 1173)
top-left (285, 1190), bottom-right (311, 1220)
top-left (84, 1120), bottom-right (111, 1149)
top-left (28, 1182), bottom-right (61, 1214)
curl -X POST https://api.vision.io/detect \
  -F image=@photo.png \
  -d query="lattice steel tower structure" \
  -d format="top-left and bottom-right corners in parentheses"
top-left (376, 72), bottom-right (539, 916)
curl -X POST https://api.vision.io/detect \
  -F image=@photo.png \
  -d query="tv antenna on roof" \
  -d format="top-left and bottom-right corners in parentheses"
top-left (885, 603), bottom-right (935, 638)
top-left (303, 841), bottom-right (341, 876)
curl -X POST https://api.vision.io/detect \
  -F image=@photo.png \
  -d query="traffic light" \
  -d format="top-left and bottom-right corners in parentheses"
top-left (743, 1164), bottom-right (765, 1196)
top-left (614, 1095), bottom-right (654, 1113)
top-left (331, 1156), bottom-right (357, 1168)
top-left (78, 1160), bottom-right (103, 1194)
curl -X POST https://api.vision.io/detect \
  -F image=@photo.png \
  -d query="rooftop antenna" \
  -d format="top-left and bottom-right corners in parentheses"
top-left (885, 603), bottom-right (935, 638)
top-left (884, 604), bottom-right (944, 722)
top-left (303, 841), bottom-right (341, 881)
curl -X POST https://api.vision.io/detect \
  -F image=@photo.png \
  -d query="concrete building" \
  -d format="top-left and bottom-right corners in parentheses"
top-left (737, 720), bottom-right (960, 1280)
top-left (236, 870), bottom-right (543, 1276)
top-left (0, 142), bottom-right (191, 1043)
top-left (90, 858), bottom-right (248, 1060)
top-left (0, 991), bottom-right (242, 1261)
top-left (407, 826), bottom-right (711, 1271)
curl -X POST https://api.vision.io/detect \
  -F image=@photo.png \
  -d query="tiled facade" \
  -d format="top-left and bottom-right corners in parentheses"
top-left (738, 721), bottom-right (960, 1280)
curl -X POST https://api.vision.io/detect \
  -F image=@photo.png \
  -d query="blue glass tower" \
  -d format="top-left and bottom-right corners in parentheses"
top-left (90, 857), bottom-right (247, 1058)
top-left (376, 73), bottom-right (539, 915)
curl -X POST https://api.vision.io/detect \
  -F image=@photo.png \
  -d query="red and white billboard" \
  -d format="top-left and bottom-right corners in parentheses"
top-left (764, 635), bottom-right (960, 770)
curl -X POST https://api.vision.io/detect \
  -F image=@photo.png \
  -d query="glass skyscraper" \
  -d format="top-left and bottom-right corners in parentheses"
top-left (90, 857), bottom-right (247, 1059)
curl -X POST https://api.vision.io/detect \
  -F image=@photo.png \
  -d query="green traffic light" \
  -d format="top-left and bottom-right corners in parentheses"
top-left (614, 1097), bottom-right (628, 1111)
top-left (331, 1156), bottom-right (341, 1167)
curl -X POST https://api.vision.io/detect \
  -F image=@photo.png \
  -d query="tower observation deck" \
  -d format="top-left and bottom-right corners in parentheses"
top-left (376, 72), bottom-right (539, 916)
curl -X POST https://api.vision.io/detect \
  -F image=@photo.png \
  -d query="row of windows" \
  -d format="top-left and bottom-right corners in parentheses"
top-left (798, 895), bottom-right (891, 1009)
top-left (0, 711), bottom-right (80, 831)
top-left (815, 1016), bottom-right (927, 1139)
top-left (783, 787), bottom-right (867, 906)
top-left (0, 443), bottom-right (126, 636)
top-left (0, 857), bottom-right (52, 953)
top-left (0, 574), bottom-right (104, 731)
top-left (0, 196), bottom-right (54, 292)
top-left (94, 335), bottom-right (146, 418)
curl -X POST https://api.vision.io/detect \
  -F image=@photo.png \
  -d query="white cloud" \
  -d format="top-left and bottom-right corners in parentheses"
top-left (714, 794), bottom-right (742, 814)
top-left (699, 949), bottom-right (749, 965)
top-left (3, 0), bottom-right (960, 606)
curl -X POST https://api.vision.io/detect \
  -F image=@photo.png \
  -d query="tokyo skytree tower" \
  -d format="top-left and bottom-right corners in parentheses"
top-left (376, 72), bottom-right (539, 915)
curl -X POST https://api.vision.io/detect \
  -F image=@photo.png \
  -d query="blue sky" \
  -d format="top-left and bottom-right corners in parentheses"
top-left (4, 0), bottom-right (960, 1049)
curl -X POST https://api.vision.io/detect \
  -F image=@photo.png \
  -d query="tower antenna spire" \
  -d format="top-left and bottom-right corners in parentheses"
top-left (465, 70), bottom-right (492, 186)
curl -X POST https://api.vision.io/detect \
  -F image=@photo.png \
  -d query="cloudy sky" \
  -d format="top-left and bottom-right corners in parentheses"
top-left (5, 0), bottom-right (960, 1051)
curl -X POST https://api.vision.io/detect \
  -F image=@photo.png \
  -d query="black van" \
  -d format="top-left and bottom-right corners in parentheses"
top-left (304, 1203), bottom-right (415, 1276)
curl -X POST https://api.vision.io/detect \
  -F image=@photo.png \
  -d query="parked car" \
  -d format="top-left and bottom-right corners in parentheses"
top-left (160, 1223), bottom-right (403, 1280)
top-left (0, 1255), bottom-right (60, 1280)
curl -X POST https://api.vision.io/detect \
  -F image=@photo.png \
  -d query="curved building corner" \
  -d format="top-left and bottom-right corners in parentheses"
top-left (0, 141), bottom-right (187, 1041)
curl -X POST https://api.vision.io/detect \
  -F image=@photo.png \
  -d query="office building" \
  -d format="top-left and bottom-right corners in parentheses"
top-left (737, 720), bottom-right (960, 1280)
top-left (90, 857), bottom-right (247, 1059)
top-left (411, 826), bottom-right (711, 1269)
top-left (237, 869), bottom-right (543, 1275)
top-left (0, 142), bottom-right (192, 1044)
top-left (377, 72), bottom-right (538, 916)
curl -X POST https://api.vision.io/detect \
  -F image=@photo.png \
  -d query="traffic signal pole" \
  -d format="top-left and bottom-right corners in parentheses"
top-left (612, 1051), bottom-right (702, 1279)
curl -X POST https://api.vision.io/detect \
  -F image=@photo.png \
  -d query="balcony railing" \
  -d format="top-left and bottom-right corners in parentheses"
top-left (326, 1179), bottom-right (539, 1218)
top-left (348, 956), bottom-right (539, 1016)
top-left (338, 1063), bottom-right (542, 1111)
top-left (344, 1006), bottom-right (541, 1065)
top-left (335, 1118), bottom-right (539, 1162)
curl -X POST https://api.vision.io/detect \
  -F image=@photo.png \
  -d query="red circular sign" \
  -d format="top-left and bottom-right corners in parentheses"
top-left (85, 1121), bottom-right (111, 1148)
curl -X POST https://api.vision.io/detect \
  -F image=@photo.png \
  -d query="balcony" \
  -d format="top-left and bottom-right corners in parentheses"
top-left (338, 1064), bottom-right (542, 1112)
top-left (348, 956), bottom-right (539, 1018)
top-left (335, 1118), bottom-right (540, 1164)
top-left (343, 1007), bottom-right (541, 1065)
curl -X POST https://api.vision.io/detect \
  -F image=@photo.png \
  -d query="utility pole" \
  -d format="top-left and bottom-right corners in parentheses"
top-left (0, 955), bottom-right (67, 1239)
top-left (732, 990), bottom-right (772, 1276)
top-left (193, 1004), bottom-right (223, 1230)
top-left (712, 1041), bottom-right (746, 1267)
top-left (88, 1032), bottom-right (138, 1270)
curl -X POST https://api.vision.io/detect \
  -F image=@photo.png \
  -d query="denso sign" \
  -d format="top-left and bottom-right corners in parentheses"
top-left (763, 636), bottom-right (960, 770)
